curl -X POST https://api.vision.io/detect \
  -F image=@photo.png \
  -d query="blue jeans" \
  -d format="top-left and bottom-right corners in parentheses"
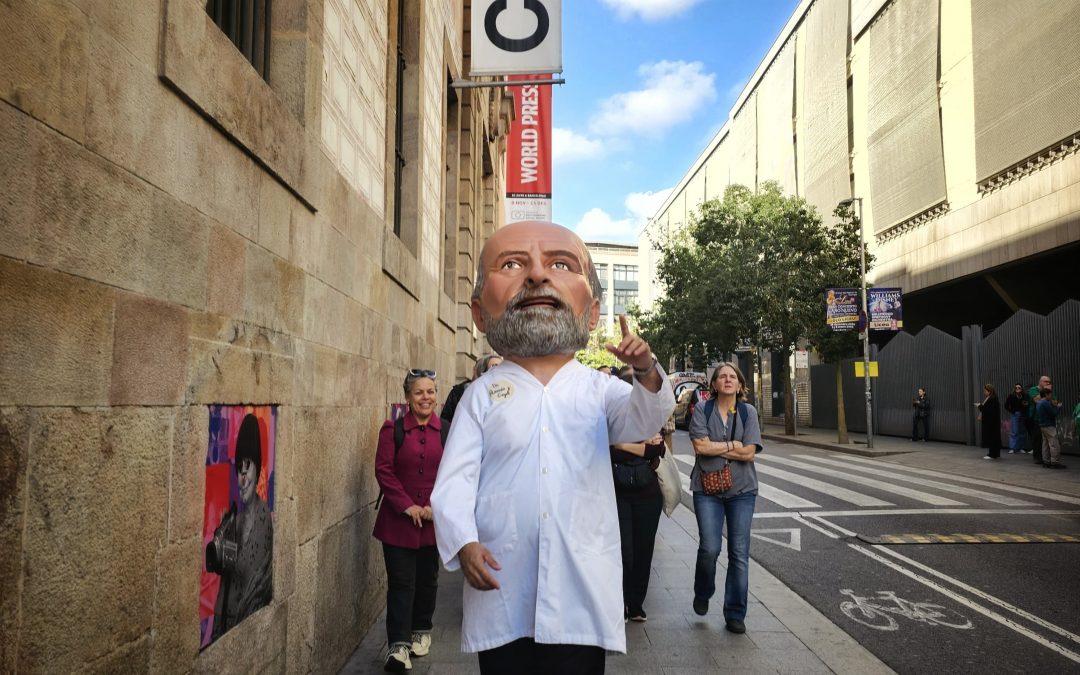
top-left (693, 491), bottom-right (756, 622)
top-left (1009, 412), bottom-right (1025, 450)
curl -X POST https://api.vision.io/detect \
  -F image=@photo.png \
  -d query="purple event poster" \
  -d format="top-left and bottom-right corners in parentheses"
top-left (868, 288), bottom-right (903, 330)
top-left (825, 288), bottom-right (859, 331)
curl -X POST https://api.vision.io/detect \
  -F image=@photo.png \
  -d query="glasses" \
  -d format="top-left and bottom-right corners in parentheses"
top-left (408, 369), bottom-right (437, 379)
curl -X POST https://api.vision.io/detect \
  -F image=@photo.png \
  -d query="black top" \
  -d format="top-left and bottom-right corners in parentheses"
top-left (611, 440), bottom-right (666, 501)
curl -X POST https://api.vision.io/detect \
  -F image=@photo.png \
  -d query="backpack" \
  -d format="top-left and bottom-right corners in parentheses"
top-left (374, 417), bottom-right (449, 510)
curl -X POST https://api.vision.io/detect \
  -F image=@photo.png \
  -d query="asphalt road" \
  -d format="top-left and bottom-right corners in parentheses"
top-left (669, 433), bottom-right (1080, 674)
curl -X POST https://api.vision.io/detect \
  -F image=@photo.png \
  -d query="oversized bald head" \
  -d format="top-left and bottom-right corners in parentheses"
top-left (471, 221), bottom-right (603, 357)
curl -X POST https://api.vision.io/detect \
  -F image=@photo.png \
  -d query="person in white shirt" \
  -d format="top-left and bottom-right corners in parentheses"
top-left (431, 221), bottom-right (675, 675)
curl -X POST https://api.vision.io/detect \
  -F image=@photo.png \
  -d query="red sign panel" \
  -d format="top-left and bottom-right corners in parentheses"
top-left (506, 74), bottom-right (552, 220)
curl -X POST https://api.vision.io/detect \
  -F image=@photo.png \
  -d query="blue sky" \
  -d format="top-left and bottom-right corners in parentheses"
top-left (551, 0), bottom-right (801, 243)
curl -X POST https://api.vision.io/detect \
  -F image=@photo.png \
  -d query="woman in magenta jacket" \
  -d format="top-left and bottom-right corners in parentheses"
top-left (373, 370), bottom-right (445, 672)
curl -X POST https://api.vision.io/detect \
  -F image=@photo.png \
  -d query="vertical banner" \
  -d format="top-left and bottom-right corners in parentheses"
top-left (868, 287), bottom-right (903, 330)
top-left (506, 74), bottom-right (552, 223)
top-left (472, 1), bottom-right (562, 75)
top-left (825, 288), bottom-right (859, 331)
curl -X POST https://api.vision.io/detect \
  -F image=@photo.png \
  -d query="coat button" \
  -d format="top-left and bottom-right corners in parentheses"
top-left (419, 468), bottom-right (424, 474)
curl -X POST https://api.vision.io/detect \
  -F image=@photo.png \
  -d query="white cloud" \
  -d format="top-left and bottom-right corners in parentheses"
top-left (625, 188), bottom-right (674, 222)
top-left (600, 0), bottom-right (704, 21)
top-left (589, 61), bottom-right (717, 137)
top-left (552, 127), bottom-right (605, 164)
top-left (574, 187), bottom-right (675, 243)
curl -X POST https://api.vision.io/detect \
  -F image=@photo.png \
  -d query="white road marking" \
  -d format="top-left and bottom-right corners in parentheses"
top-left (754, 464), bottom-right (895, 507)
top-left (791, 454), bottom-right (1039, 507)
top-left (848, 542), bottom-right (1080, 664)
top-left (758, 454), bottom-right (966, 506)
top-left (751, 528), bottom-right (802, 551)
top-left (869, 544), bottom-right (1080, 647)
top-left (792, 515), bottom-right (840, 539)
top-left (759, 483), bottom-right (821, 509)
top-left (752, 508), bottom-right (1080, 519)
top-left (838, 454), bottom-right (1080, 506)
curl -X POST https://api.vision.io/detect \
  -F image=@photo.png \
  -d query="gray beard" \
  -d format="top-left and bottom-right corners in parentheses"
top-left (482, 289), bottom-right (591, 358)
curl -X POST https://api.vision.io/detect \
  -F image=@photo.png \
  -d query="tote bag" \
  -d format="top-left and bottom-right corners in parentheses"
top-left (655, 453), bottom-right (682, 516)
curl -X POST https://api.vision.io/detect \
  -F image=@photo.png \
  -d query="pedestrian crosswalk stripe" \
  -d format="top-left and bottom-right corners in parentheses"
top-left (790, 454), bottom-right (1039, 507)
top-left (837, 454), bottom-right (1080, 506)
top-left (759, 454), bottom-right (966, 506)
top-left (754, 464), bottom-right (894, 507)
top-left (859, 532), bottom-right (1080, 544)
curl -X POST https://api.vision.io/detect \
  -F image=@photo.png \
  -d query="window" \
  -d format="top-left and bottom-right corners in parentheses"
top-left (613, 289), bottom-right (637, 307)
top-left (613, 264), bottom-right (638, 282)
top-left (595, 262), bottom-right (608, 284)
top-left (205, 0), bottom-right (272, 81)
top-left (392, 0), bottom-right (408, 237)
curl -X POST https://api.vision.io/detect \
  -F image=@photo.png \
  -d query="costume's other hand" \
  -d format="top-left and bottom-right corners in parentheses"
top-left (648, 433), bottom-right (663, 445)
top-left (605, 315), bottom-right (653, 371)
top-left (459, 542), bottom-right (501, 591)
top-left (404, 505), bottom-right (425, 528)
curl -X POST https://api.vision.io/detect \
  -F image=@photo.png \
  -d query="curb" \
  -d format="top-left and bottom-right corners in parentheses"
top-left (760, 432), bottom-right (910, 458)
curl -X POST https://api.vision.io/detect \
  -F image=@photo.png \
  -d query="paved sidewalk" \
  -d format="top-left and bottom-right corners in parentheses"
top-left (340, 507), bottom-right (892, 674)
top-left (760, 424), bottom-right (1080, 498)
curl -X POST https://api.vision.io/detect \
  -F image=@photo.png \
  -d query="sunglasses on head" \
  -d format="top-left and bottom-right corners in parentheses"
top-left (409, 369), bottom-right (437, 378)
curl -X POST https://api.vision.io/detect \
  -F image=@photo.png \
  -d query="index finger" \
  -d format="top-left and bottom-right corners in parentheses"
top-left (619, 314), bottom-right (629, 339)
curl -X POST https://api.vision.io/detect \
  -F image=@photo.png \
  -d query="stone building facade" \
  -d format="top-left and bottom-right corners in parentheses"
top-left (0, 0), bottom-right (511, 672)
top-left (640, 0), bottom-right (1080, 426)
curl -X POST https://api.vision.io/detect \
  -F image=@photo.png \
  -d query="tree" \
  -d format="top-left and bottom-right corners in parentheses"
top-left (638, 182), bottom-right (871, 437)
top-left (575, 324), bottom-right (620, 369)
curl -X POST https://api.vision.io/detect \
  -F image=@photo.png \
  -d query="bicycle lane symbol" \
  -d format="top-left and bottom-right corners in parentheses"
top-left (840, 589), bottom-right (975, 632)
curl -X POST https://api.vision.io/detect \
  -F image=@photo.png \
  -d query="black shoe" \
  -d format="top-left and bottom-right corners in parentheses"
top-left (1049, 463), bottom-right (1067, 469)
top-left (628, 607), bottom-right (647, 622)
top-left (693, 597), bottom-right (708, 616)
top-left (725, 619), bottom-right (746, 634)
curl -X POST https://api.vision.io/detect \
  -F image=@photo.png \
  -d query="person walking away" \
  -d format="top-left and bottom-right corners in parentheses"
top-left (1004, 384), bottom-right (1030, 453)
top-left (688, 363), bottom-right (763, 635)
top-left (911, 387), bottom-right (930, 441)
top-left (441, 355), bottom-right (503, 426)
top-left (609, 376), bottom-right (666, 623)
top-left (977, 384), bottom-right (1002, 459)
top-left (1036, 377), bottom-right (1066, 469)
top-left (373, 370), bottom-right (447, 672)
top-left (430, 221), bottom-right (675, 675)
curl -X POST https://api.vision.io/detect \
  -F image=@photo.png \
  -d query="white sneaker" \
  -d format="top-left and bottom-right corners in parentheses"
top-left (410, 631), bottom-right (431, 657)
top-left (384, 644), bottom-right (412, 672)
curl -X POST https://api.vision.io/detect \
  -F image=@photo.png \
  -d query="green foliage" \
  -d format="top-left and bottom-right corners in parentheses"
top-left (575, 324), bottom-right (620, 369)
top-left (640, 182), bottom-right (872, 432)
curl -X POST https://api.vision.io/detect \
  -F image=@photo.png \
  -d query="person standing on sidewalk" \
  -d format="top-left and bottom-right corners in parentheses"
top-left (1004, 383), bottom-right (1030, 453)
top-left (1036, 377), bottom-right (1066, 469)
top-left (977, 384), bottom-right (1002, 459)
top-left (373, 371), bottom-right (446, 672)
top-left (688, 362), bottom-right (763, 635)
top-left (911, 387), bottom-right (930, 441)
top-left (609, 375), bottom-right (666, 624)
top-left (441, 354), bottom-right (503, 426)
top-left (431, 221), bottom-right (675, 675)
top-left (1028, 379), bottom-right (1046, 463)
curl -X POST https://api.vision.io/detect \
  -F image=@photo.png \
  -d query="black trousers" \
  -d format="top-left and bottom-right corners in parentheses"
top-left (911, 416), bottom-right (929, 441)
top-left (382, 543), bottom-right (439, 646)
top-left (616, 491), bottom-right (662, 612)
top-left (478, 638), bottom-right (605, 675)
top-left (1026, 416), bottom-right (1042, 460)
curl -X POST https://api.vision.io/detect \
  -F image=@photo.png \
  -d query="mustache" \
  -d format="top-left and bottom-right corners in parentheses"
top-left (507, 286), bottom-right (568, 312)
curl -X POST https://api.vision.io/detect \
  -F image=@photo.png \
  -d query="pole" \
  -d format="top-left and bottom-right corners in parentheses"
top-left (858, 198), bottom-right (874, 448)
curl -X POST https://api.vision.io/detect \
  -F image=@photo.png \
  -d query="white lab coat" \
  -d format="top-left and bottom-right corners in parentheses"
top-left (431, 359), bottom-right (675, 653)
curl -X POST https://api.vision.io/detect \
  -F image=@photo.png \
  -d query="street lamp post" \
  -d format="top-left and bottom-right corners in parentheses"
top-left (838, 197), bottom-right (873, 449)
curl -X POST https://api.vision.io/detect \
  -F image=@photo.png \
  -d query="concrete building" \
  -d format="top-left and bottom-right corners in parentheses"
top-left (641, 0), bottom-right (1080, 424)
top-left (586, 241), bottom-right (639, 334)
top-left (0, 1), bottom-right (512, 672)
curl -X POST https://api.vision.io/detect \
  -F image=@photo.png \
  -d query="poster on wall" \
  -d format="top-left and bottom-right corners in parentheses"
top-left (200, 405), bottom-right (277, 649)
top-left (825, 288), bottom-right (859, 331)
top-left (868, 287), bottom-right (903, 330)
top-left (505, 73), bottom-right (553, 224)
